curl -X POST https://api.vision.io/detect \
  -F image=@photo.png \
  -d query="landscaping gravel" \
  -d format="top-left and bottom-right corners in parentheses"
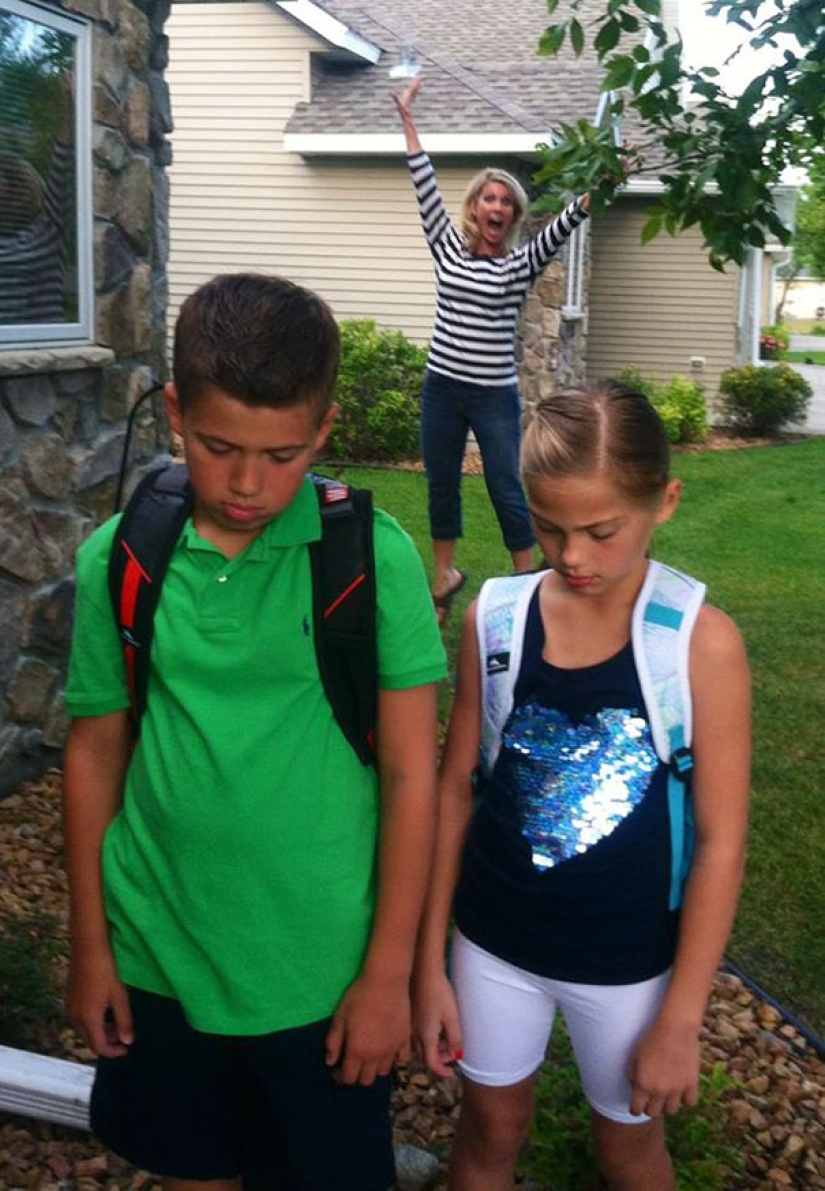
top-left (2, 772), bottom-right (824, 1190)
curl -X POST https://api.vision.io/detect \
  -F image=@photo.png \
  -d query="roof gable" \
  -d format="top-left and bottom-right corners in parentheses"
top-left (285, 0), bottom-right (614, 146)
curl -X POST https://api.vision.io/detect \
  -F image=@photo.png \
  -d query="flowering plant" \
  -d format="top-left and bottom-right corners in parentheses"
top-left (759, 324), bottom-right (790, 360)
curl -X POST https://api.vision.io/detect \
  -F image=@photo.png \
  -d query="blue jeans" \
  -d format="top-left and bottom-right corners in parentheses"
top-left (420, 369), bottom-right (535, 552)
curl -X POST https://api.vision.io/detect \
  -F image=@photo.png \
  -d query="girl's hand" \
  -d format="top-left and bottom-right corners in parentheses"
top-left (412, 969), bottom-right (463, 1079)
top-left (627, 1017), bottom-right (700, 1117)
top-left (391, 77), bottom-right (421, 122)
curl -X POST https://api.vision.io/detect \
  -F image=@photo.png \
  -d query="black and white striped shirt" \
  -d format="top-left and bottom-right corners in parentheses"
top-left (0, 138), bottom-right (74, 328)
top-left (408, 150), bottom-right (588, 387)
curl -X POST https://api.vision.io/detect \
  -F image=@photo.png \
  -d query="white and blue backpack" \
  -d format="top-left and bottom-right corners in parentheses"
top-left (477, 561), bottom-right (706, 911)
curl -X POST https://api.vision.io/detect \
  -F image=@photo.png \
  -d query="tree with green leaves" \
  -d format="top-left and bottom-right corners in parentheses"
top-left (0, 12), bottom-right (73, 171)
top-left (773, 152), bottom-right (825, 320)
top-left (534, 1), bottom-right (825, 269)
top-left (792, 153), bottom-right (825, 280)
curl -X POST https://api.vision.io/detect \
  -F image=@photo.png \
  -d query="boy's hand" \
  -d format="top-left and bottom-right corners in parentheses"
top-left (325, 973), bottom-right (410, 1086)
top-left (627, 1016), bottom-right (700, 1117)
top-left (412, 969), bottom-right (463, 1079)
top-left (68, 945), bottom-right (134, 1058)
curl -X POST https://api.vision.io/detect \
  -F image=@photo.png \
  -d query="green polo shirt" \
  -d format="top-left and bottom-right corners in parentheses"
top-left (65, 477), bottom-right (446, 1034)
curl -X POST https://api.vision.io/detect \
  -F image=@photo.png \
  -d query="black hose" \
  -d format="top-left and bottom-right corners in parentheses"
top-left (114, 382), bottom-right (164, 512)
top-left (722, 955), bottom-right (825, 1059)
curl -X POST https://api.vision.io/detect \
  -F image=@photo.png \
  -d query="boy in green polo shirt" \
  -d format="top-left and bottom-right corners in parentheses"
top-left (63, 273), bottom-right (447, 1191)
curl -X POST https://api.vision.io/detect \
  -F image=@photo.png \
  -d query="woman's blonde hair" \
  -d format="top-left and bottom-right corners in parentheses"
top-left (461, 167), bottom-right (529, 253)
top-left (521, 382), bottom-right (671, 505)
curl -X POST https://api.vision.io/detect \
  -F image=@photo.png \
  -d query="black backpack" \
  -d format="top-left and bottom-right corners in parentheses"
top-left (108, 463), bottom-right (378, 765)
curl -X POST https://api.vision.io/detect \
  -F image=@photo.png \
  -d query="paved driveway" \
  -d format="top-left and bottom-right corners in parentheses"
top-left (789, 336), bottom-right (825, 434)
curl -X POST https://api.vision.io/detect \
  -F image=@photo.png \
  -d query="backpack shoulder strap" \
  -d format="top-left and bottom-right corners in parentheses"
top-left (631, 559), bottom-right (706, 909)
top-left (308, 473), bottom-right (377, 767)
top-left (108, 463), bottom-right (193, 732)
top-left (477, 571), bottom-right (545, 779)
top-left (108, 467), bottom-right (378, 764)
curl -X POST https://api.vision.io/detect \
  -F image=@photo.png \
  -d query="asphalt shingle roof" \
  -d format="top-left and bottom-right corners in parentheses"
top-left (285, 0), bottom-right (612, 139)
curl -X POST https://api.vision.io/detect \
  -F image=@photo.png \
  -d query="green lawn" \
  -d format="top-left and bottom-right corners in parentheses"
top-left (785, 319), bottom-right (825, 335)
top-left (784, 350), bottom-right (825, 365)
top-left (334, 438), bottom-right (825, 1034)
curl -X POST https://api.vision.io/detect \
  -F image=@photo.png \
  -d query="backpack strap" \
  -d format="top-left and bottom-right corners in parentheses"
top-left (308, 473), bottom-right (377, 767)
top-left (477, 562), bottom-right (705, 912)
top-left (109, 467), bottom-right (378, 766)
top-left (631, 560), bottom-right (706, 910)
top-left (477, 571), bottom-right (545, 779)
top-left (108, 463), bottom-right (193, 731)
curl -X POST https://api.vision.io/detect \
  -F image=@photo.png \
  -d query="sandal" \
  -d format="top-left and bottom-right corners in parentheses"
top-left (432, 570), bottom-right (468, 627)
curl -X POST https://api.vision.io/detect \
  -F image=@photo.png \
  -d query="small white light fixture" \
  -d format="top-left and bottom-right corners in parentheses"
top-left (388, 45), bottom-right (421, 79)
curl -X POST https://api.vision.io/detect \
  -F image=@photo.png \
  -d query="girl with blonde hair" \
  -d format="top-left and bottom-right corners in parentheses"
top-left (415, 382), bottom-right (750, 1190)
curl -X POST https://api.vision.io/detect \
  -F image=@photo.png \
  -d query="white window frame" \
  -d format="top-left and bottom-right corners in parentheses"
top-left (0, 0), bottom-right (93, 348)
top-left (561, 221), bottom-right (588, 320)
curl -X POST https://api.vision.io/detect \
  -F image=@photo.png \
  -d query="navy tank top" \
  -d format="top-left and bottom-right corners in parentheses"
top-left (454, 589), bottom-right (679, 984)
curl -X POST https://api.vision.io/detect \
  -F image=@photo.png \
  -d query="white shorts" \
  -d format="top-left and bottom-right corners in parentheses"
top-left (450, 930), bottom-right (671, 1125)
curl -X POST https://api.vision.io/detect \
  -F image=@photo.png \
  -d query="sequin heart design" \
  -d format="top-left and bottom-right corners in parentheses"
top-left (499, 703), bottom-right (658, 871)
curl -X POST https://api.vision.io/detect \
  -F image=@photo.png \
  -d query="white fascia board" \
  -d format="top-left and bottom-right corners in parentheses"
top-left (0, 1046), bottom-right (92, 1131)
top-left (622, 178), bottom-right (799, 198)
top-left (621, 177), bottom-right (669, 195)
top-left (275, 0), bottom-right (380, 63)
top-left (621, 178), bottom-right (790, 249)
top-left (284, 132), bottom-right (550, 156)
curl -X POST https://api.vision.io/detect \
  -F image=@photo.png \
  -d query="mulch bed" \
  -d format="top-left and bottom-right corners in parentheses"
top-left (334, 429), bottom-right (812, 480)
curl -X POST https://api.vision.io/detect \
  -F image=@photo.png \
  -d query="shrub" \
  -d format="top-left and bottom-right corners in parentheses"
top-left (812, 323), bottom-right (825, 337)
top-left (615, 367), bottom-right (708, 444)
top-left (655, 375), bottom-right (708, 444)
top-left (325, 320), bottom-right (427, 462)
top-left (718, 363), bottom-right (812, 436)
top-left (759, 324), bottom-right (790, 361)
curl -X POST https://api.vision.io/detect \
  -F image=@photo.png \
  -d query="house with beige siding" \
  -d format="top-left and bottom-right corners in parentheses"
top-left (588, 196), bottom-right (742, 390)
top-left (165, 0), bottom-right (787, 404)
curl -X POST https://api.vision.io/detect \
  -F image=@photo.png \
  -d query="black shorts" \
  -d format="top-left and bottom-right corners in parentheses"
top-left (91, 987), bottom-right (395, 1190)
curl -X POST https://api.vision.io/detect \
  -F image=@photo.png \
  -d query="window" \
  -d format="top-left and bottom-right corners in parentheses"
top-left (0, 0), bottom-right (92, 347)
top-left (561, 221), bottom-right (587, 320)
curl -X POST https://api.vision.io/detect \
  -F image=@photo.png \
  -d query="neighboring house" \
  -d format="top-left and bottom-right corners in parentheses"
top-left (0, 0), bottom-right (171, 793)
top-left (778, 274), bottom-right (825, 323)
top-left (166, 0), bottom-right (789, 402)
top-left (588, 187), bottom-right (794, 390)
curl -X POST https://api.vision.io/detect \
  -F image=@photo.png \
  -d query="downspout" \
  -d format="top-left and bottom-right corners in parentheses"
top-left (0, 1045), bottom-right (92, 1129)
top-left (749, 246), bottom-right (764, 364)
top-left (738, 247), bottom-right (764, 366)
top-left (737, 259), bottom-right (749, 364)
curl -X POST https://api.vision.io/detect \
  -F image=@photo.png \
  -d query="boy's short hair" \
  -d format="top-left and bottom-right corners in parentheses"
top-left (173, 273), bottom-right (340, 418)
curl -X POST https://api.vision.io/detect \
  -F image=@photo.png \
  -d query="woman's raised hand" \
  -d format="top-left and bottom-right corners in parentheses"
top-left (392, 77), bottom-right (421, 123)
top-left (392, 77), bottom-right (423, 153)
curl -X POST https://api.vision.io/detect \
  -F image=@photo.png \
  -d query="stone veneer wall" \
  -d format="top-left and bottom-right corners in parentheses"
top-left (516, 234), bottom-right (590, 408)
top-left (0, 0), bottom-right (172, 795)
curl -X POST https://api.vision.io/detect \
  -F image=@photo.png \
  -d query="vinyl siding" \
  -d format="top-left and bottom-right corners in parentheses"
top-left (587, 199), bottom-right (742, 400)
top-left (166, 1), bottom-right (478, 346)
